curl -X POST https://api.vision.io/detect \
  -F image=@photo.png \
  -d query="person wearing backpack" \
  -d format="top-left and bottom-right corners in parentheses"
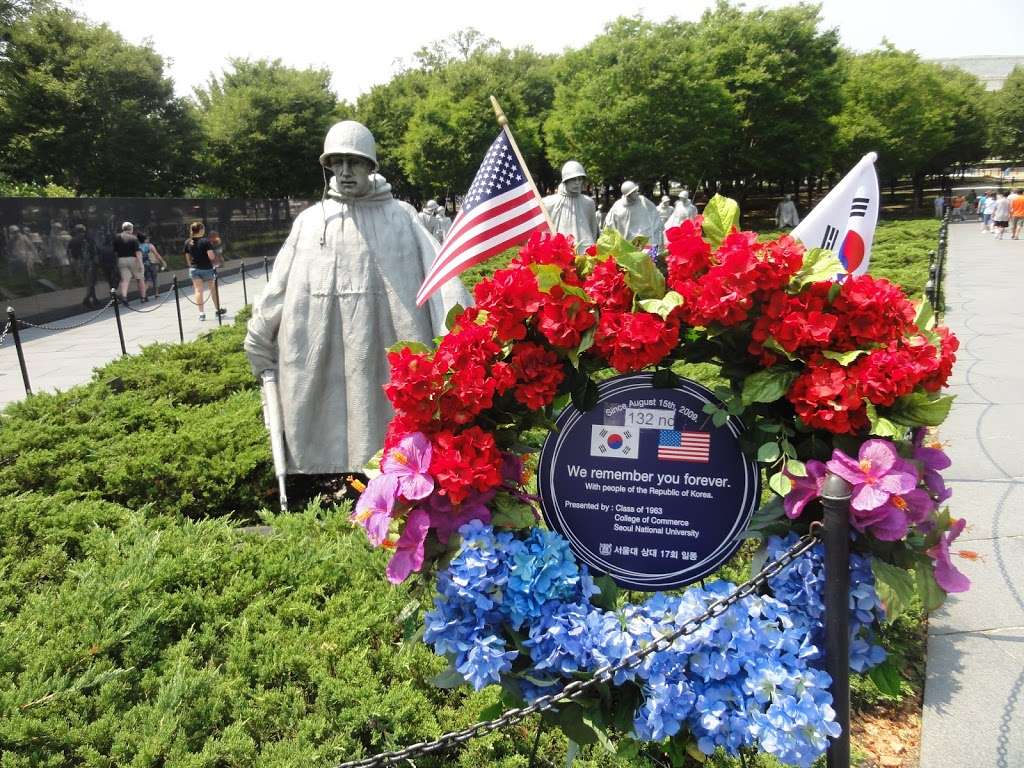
top-left (183, 221), bottom-right (225, 320)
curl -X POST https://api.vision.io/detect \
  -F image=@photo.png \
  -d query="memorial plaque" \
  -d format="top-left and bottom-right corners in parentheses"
top-left (538, 373), bottom-right (760, 590)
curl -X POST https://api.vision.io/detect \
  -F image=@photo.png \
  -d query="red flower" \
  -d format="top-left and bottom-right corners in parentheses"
top-left (920, 326), bottom-right (959, 392)
top-left (537, 285), bottom-right (596, 349)
top-left (830, 275), bottom-right (916, 350)
top-left (509, 342), bottom-right (565, 409)
top-left (749, 283), bottom-right (836, 362)
top-left (849, 340), bottom-right (932, 407)
top-left (429, 426), bottom-right (504, 504)
top-left (514, 231), bottom-right (577, 272)
top-left (435, 320), bottom-right (500, 373)
top-left (593, 311), bottom-right (680, 373)
top-left (748, 235), bottom-right (805, 294)
top-left (787, 356), bottom-right (868, 434)
top-left (584, 256), bottom-right (634, 313)
top-left (665, 218), bottom-right (712, 287)
top-left (385, 346), bottom-right (440, 426)
top-left (473, 264), bottom-right (543, 341)
top-left (439, 363), bottom-right (497, 425)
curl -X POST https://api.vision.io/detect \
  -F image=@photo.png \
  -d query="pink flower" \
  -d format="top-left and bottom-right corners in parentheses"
top-left (826, 439), bottom-right (917, 512)
top-left (854, 488), bottom-right (935, 541)
top-left (386, 508), bottom-right (431, 584)
top-left (382, 432), bottom-right (434, 500)
top-left (927, 518), bottom-right (971, 593)
top-left (352, 473), bottom-right (400, 546)
top-left (783, 460), bottom-right (828, 519)
top-left (426, 489), bottom-right (494, 545)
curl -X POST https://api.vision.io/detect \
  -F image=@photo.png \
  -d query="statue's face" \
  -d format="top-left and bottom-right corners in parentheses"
top-left (330, 155), bottom-right (373, 198)
top-left (564, 177), bottom-right (584, 195)
top-left (626, 189), bottom-right (639, 202)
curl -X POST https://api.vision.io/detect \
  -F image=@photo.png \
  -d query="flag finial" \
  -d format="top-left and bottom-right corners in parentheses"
top-left (489, 95), bottom-right (509, 128)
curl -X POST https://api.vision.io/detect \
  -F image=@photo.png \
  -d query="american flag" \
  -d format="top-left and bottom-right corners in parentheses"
top-left (657, 430), bottom-right (712, 463)
top-left (416, 128), bottom-right (549, 306)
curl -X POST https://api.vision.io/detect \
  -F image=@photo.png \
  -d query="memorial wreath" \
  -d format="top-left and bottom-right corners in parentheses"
top-left (351, 196), bottom-right (965, 766)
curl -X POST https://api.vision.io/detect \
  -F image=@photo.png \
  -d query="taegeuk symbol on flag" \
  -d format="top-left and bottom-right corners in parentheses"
top-left (590, 425), bottom-right (639, 459)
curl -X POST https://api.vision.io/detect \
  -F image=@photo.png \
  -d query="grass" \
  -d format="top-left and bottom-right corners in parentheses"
top-left (0, 218), bottom-right (940, 767)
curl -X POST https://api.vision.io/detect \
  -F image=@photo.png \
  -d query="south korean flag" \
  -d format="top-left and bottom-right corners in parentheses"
top-left (792, 152), bottom-right (880, 278)
top-left (590, 425), bottom-right (639, 460)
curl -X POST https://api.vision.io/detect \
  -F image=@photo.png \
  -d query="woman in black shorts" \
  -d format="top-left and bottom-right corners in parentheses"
top-left (183, 221), bottom-right (225, 320)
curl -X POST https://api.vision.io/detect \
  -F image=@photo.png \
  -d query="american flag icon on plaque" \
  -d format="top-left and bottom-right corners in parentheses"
top-left (657, 430), bottom-right (711, 462)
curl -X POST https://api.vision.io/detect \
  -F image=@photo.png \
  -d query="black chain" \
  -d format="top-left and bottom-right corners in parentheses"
top-left (336, 530), bottom-right (821, 768)
top-left (16, 298), bottom-right (115, 331)
top-left (120, 290), bottom-right (176, 314)
top-left (0, 320), bottom-right (11, 347)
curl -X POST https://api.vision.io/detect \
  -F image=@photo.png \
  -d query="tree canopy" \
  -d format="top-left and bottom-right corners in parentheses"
top-left (988, 66), bottom-right (1024, 163)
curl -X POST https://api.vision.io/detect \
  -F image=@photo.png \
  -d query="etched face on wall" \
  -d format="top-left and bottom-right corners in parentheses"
top-left (564, 177), bottom-right (584, 195)
top-left (329, 155), bottom-right (374, 199)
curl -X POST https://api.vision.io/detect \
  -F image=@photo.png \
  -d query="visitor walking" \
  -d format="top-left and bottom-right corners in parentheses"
top-left (66, 224), bottom-right (100, 308)
top-left (981, 192), bottom-right (996, 233)
top-left (1009, 189), bottom-right (1024, 240)
top-left (933, 194), bottom-right (945, 219)
top-left (113, 221), bottom-right (145, 303)
top-left (137, 233), bottom-right (166, 300)
top-left (183, 221), bottom-right (224, 320)
top-left (992, 192), bottom-right (1011, 240)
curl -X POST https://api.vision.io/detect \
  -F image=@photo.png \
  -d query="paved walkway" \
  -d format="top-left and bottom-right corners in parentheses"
top-left (920, 222), bottom-right (1024, 768)
top-left (0, 269), bottom-right (269, 409)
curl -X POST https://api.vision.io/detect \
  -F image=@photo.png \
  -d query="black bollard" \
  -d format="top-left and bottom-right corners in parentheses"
top-left (263, 254), bottom-right (270, 281)
top-left (214, 272), bottom-right (223, 327)
top-left (822, 472), bottom-right (852, 768)
top-left (111, 289), bottom-right (127, 355)
top-left (241, 260), bottom-right (248, 306)
top-left (7, 307), bottom-right (31, 395)
top-left (172, 276), bottom-right (184, 343)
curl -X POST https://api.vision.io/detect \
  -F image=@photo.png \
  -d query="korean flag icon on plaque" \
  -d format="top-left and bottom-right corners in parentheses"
top-left (590, 425), bottom-right (639, 459)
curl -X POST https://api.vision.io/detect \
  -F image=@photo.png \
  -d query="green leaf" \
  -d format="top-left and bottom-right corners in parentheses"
top-left (387, 339), bottom-right (431, 355)
top-left (914, 298), bottom-right (936, 332)
top-left (490, 491), bottom-right (536, 530)
top-left (763, 336), bottom-right (798, 361)
top-left (790, 247), bottom-right (843, 289)
top-left (430, 663), bottom-right (466, 689)
top-left (652, 368), bottom-right (682, 390)
top-left (529, 263), bottom-right (565, 292)
top-left (571, 376), bottom-right (599, 412)
top-left (914, 559), bottom-right (947, 612)
top-left (639, 290), bottom-right (684, 320)
top-left (444, 303), bottom-right (465, 331)
top-left (768, 472), bottom-right (793, 496)
top-left (871, 559), bottom-right (916, 620)
top-left (589, 574), bottom-right (620, 611)
top-left (865, 402), bottom-right (907, 439)
top-left (581, 709), bottom-right (617, 754)
top-left (786, 459), bottom-right (808, 477)
top-left (712, 410), bottom-right (728, 428)
top-left (559, 704), bottom-right (598, 745)
top-left (868, 660), bottom-right (904, 696)
top-left (741, 366), bottom-right (799, 406)
top-left (821, 349), bottom-right (869, 366)
top-left (757, 442), bottom-right (781, 464)
top-left (889, 392), bottom-right (955, 427)
top-left (700, 193), bottom-right (740, 249)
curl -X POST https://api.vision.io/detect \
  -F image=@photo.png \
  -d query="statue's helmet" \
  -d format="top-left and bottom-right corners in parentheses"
top-left (320, 121), bottom-right (378, 170)
top-left (424, 199), bottom-right (439, 212)
top-left (680, 190), bottom-right (690, 200)
top-left (621, 180), bottom-right (639, 197)
top-left (73, 224), bottom-right (87, 234)
top-left (661, 194), bottom-right (670, 203)
top-left (561, 160), bottom-right (587, 183)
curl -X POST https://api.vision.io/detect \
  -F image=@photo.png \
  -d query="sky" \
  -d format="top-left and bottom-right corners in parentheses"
top-left (68, 0), bottom-right (1024, 103)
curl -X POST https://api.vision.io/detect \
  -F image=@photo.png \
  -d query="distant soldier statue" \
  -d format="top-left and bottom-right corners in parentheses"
top-left (434, 203), bottom-right (452, 242)
top-left (419, 199), bottom-right (442, 241)
top-left (542, 160), bottom-right (600, 252)
top-left (776, 194), bottom-right (800, 229)
top-left (607, 180), bottom-right (662, 248)
top-left (664, 189), bottom-right (698, 231)
top-left (656, 194), bottom-right (674, 226)
top-left (596, 203), bottom-right (606, 231)
top-left (245, 120), bottom-right (469, 478)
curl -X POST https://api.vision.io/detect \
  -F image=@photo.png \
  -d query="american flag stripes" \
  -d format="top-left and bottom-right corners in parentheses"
top-left (415, 128), bottom-right (550, 306)
top-left (657, 430), bottom-right (712, 463)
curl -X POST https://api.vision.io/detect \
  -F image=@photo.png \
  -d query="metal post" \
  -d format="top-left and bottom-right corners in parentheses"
top-left (214, 272), bottom-right (223, 327)
top-left (7, 307), bottom-right (31, 395)
top-left (822, 472), bottom-right (852, 768)
top-left (263, 254), bottom-right (270, 280)
top-left (111, 289), bottom-right (127, 356)
top-left (241, 260), bottom-right (248, 306)
top-left (172, 276), bottom-right (184, 343)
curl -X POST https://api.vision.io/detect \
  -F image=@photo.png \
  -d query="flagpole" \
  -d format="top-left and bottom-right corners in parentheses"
top-left (489, 95), bottom-right (556, 235)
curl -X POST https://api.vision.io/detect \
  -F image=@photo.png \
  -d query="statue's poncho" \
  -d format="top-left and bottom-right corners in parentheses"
top-left (542, 185), bottom-right (600, 251)
top-left (776, 200), bottom-right (800, 228)
top-left (665, 199), bottom-right (698, 231)
top-left (607, 194), bottom-right (663, 248)
top-left (245, 177), bottom-right (469, 473)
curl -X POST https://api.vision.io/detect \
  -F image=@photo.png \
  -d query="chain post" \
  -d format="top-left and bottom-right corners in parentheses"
top-left (173, 276), bottom-right (184, 343)
top-left (263, 254), bottom-right (270, 280)
top-left (821, 472), bottom-right (852, 768)
top-left (7, 307), bottom-right (31, 395)
top-left (241, 260), bottom-right (248, 306)
top-left (111, 289), bottom-right (126, 355)
top-left (214, 272), bottom-right (223, 327)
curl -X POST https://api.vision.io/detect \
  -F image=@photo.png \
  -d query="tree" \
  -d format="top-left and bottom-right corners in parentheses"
top-left (833, 46), bottom-right (987, 204)
top-left (193, 59), bottom-right (343, 199)
top-left (690, 1), bottom-right (843, 191)
top-left (0, 7), bottom-right (199, 195)
top-left (989, 66), bottom-right (1024, 162)
top-left (543, 17), bottom-right (735, 196)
